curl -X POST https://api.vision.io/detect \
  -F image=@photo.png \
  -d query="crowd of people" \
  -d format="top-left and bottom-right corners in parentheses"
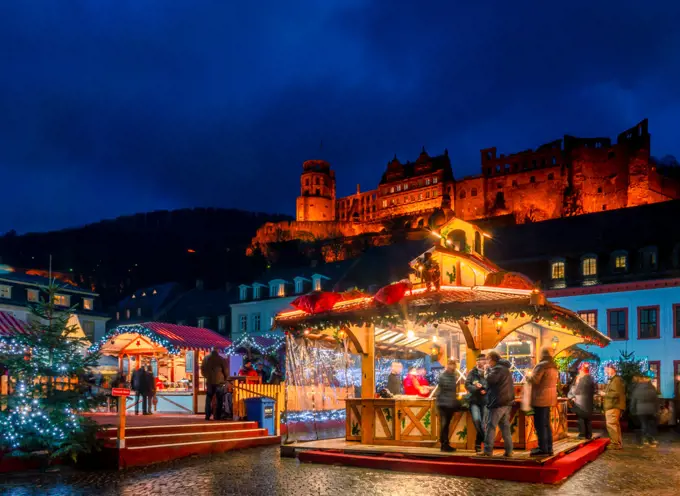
top-left (386, 346), bottom-right (664, 457)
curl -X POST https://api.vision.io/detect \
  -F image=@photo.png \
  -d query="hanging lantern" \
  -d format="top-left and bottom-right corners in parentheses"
top-left (495, 319), bottom-right (503, 334)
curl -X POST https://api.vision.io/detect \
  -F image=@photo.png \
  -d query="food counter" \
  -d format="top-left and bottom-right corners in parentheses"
top-left (345, 397), bottom-right (568, 450)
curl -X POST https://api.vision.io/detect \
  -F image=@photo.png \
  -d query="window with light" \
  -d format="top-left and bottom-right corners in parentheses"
top-left (578, 311), bottom-right (597, 328)
top-left (313, 278), bottom-right (322, 291)
top-left (551, 261), bottom-right (565, 279)
top-left (582, 257), bottom-right (597, 276)
top-left (615, 254), bottom-right (627, 270)
top-left (0, 286), bottom-right (11, 299)
top-left (53, 294), bottom-right (70, 307)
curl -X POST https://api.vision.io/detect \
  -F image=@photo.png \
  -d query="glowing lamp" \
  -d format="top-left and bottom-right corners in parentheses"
top-left (407, 329), bottom-right (415, 339)
top-left (551, 335), bottom-right (560, 351)
top-left (432, 334), bottom-right (438, 343)
top-left (495, 319), bottom-right (503, 334)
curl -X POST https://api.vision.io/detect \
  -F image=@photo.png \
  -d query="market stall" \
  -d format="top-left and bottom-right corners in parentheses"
top-left (91, 322), bottom-right (231, 414)
top-left (275, 217), bottom-right (609, 451)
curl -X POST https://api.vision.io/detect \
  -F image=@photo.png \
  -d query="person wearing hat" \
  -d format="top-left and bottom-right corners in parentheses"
top-left (527, 347), bottom-right (559, 456)
top-left (568, 363), bottom-right (595, 439)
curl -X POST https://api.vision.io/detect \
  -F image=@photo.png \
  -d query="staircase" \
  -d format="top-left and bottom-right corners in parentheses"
top-left (98, 420), bottom-right (280, 469)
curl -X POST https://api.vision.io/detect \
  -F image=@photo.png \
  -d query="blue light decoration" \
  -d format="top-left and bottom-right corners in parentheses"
top-left (89, 324), bottom-right (181, 355)
top-left (224, 333), bottom-right (286, 357)
top-left (283, 408), bottom-right (346, 424)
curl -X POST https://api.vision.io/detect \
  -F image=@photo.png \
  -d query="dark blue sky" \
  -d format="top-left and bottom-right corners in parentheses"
top-left (1, 1), bottom-right (679, 233)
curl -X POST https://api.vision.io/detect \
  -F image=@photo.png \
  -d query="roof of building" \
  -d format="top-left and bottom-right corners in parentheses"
top-left (163, 287), bottom-right (236, 321)
top-left (482, 200), bottom-right (680, 286)
top-left (379, 152), bottom-right (454, 185)
top-left (115, 282), bottom-right (183, 311)
top-left (97, 322), bottom-right (232, 354)
top-left (0, 271), bottom-right (96, 295)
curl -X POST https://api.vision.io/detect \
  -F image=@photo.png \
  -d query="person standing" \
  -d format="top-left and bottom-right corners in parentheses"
top-left (602, 364), bottom-right (626, 450)
top-left (568, 363), bottom-right (595, 439)
top-left (131, 365), bottom-right (148, 415)
top-left (630, 374), bottom-right (659, 447)
top-left (465, 354), bottom-right (488, 453)
top-left (386, 362), bottom-right (403, 396)
top-left (144, 366), bottom-right (156, 415)
top-left (201, 346), bottom-right (228, 421)
top-left (436, 359), bottom-right (461, 452)
top-left (527, 347), bottom-right (559, 456)
top-left (480, 351), bottom-right (514, 457)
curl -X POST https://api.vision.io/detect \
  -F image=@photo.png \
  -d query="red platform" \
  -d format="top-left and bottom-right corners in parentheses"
top-left (88, 413), bottom-right (280, 469)
top-left (294, 436), bottom-right (609, 484)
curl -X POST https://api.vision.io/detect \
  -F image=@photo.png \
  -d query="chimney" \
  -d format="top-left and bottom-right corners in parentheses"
top-left (356, 184), bottom-right (361, 195)
top-left (196, 279), bottom-right (204, 290)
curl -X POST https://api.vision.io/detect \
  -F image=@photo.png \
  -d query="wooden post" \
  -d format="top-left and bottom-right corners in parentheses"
top-left (360, 324), bottom-right (375, 398)
top-left (117, 395), bottom-right (126, 449)
top-left (192, 349), bottom-right (199, 414)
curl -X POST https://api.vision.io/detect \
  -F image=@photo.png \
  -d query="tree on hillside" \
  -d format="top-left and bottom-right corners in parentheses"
top-left (0, 281), bottom-right (103, 462)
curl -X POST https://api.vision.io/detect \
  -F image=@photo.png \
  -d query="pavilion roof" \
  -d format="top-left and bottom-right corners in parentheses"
top-left (275, 286), bottom-right (610, 348)
top-left (0, 311), bottom-right (29, 338)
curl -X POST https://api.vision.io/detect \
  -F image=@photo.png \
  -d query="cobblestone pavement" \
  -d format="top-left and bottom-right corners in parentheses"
top-left (1, 432), bottom-right (679, 496)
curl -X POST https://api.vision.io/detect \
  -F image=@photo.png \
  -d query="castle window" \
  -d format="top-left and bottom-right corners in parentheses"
top-left (495, 165), bottom-right (501, 173)
top-left (411, 195), bottom-right (415, 202)
top-left (459, 190), bottom-right (466, 199)
top-left (425, 178), bottom-right (431, 185)
top-left (513, 163), bottom-right (519, 172)
top-left (218, 315), bottom-right (227, 332)
top-left (597, 187), bottom-right (602, 193)
top-left (608, 151), bottom-right (616, 159)
top-left (602, 205), bottom-right (607, 211)
top-left (532, 160), bottom-right (537, 168)
top-left (305, 178), bottom-right (310, 186)
top-left (548, 173), bottom-right (554, 180)
top-left (530, 176), bottom-right (536, 183)
top-left (382, 200), bottom-right (387, 208)
top-left (471, 188), bottom-right (477, 197)
top-left (486, 151), bottom-right (492, 160)
top-left (27, 289), bottom-right (39, 302)
top-left (239, 314), bottom-right (247, 333)
top-left (433, 190), bottom-right (437, 197)
top-left (126, 309), bottom-right (131, 319)
top-left (315, 188), bottom-right (320, 195)
top-left (396, 184), bottom-right (401, 192)
top-left (581, 256), bottom-right (597, 277)
top-left (314, 177), bottom-right (319, 185)
top-left (404, 183), bottom-right (408, 190)
top-left (552, 157), bottom-right (556, 165)
top-left (426, 191), bottom-right (430, 199)
top-left (418, 193), bottom-right (423, 201)
top-left (390, 187), bottom-right (395, 193)
top-left (433, 177), bottom-right (438, 184)
top-left (551, 260), bottom-right (565, 280)
top-left (497, 183), bottom-right (502, 189)
top-left (504, 164), bottom-right (510, 172)
top-left (512, 180), bottom-right (518, 187)
top-left (578, 311), bottom-right (598, 328)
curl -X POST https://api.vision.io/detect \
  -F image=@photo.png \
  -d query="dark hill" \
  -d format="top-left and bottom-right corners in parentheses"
top-left (0, 208), bottom-right (291, 305)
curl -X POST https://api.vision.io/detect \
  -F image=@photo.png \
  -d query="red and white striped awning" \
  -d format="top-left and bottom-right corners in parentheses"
top-left (0, 311), bottom-right (29, 338)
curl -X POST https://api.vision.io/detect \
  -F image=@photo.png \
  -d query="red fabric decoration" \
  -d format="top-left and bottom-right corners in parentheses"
top-left (290, 291), bottom-right (342, 314)
top-left (374, 282), bottom-right (410, 305)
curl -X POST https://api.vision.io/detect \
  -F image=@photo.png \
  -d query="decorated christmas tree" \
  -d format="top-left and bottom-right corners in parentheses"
top-left (0, 281), bottom-right (103, 461)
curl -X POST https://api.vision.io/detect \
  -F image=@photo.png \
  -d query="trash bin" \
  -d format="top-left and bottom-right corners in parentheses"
top-left (244, 397), bottom-right (276, 435)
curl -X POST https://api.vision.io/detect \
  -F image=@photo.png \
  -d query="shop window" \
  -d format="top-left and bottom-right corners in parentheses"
top-left (648, 361), bottom-right (660, 391)
top-left (607, 308), bottom-right (628, 340)
top-left (578, 310), bottom-right (598, 329)
top-left (638, 306), bottom-right (659, 339)
top-left (551, 261), bottom-right (565, 280)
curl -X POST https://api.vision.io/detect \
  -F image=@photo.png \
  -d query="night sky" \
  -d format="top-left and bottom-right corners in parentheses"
top-left (1, 2), bottom-right (679, 233)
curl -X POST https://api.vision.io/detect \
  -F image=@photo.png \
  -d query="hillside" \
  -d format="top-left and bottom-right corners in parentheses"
top-left (0, 208), bottom-right (291, 306)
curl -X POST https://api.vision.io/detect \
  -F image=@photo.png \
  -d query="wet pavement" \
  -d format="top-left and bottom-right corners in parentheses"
top-left (1, 432), bottom-right (679, 496)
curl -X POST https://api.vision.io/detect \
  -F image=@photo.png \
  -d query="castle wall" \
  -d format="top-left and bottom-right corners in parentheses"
top-left (454, 177), bottom-right (485, 220)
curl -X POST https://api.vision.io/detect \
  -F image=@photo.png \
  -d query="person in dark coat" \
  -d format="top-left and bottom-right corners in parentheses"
top-left (465, 354), bottom-right (488, 452)
top-left (144, 366), bottom-right (156, 415)
top-left (481, 351), bottom-right (514, 457)
top-left (386, 362), bottom-right (404, 396)
top-left (568, 363), bottom-right (595, 439)
top-left (630, 374), bottom-right (659, 446)
top-left (201, 347), bottom-right (228, 420)
top-left (436, 359), bottom-right (461, 452)
top-left (131, 366), bottom-right (149, 415)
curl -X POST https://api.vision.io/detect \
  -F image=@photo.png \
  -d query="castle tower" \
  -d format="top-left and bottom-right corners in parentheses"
top-left (296, 160), bottom-right (336, 221)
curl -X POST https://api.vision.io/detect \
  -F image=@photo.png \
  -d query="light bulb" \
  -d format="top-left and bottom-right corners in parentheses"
top-left (407, 330), bottom-right (415, 339)
top-left (432, 335), bottom-right (438, 343)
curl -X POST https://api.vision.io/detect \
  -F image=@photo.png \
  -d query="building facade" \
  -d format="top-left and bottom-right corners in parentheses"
top-left (485, 200), bottom-right (680, 399)
top-left (0, 265), bottom-right (109, 343)
top-left (251, 119), bottom-right (680, 254)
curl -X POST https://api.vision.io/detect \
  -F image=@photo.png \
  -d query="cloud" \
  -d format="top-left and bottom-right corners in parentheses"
top-left (0, 1), bottom-right (678, 232)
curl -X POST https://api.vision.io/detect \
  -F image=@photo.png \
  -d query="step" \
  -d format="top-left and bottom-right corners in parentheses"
top-left (100, 421), bottom-right (258, 438)
top-left (119, 435), bottom-right (281, 468)
top-left (118, 428), bottom-right (269, 448)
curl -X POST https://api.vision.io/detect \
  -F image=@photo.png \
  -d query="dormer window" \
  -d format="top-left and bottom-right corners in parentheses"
top-left (253, 285), bottom-right (261, 300)
top-left (295, 279), bottom-right (304, 294)
top-left (612, 251), bottom-right (628, 272)
top-left (239, 286), bottom-right (249, 301)
top-left (550, 260), bottom-right (565, 280)
top-left (638, 246), bottom-right (658, 271)
top-left (278, 283), bottom-right (285, 297)
top-left (83, 298), bottom-right (93, 311)
top-left (314, 278), bottom-right (322, 291)
top-left (581, 255), bottom-right (597, 277)
top-left (270, 281), bottom-right (286, 297)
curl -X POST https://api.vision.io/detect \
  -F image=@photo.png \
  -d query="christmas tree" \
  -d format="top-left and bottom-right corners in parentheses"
top-left (0, 281), bottom-right (103, 461)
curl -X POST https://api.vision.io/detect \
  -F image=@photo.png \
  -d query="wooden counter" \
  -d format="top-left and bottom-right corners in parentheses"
top-left (345, 397), bottom-right (568, 450)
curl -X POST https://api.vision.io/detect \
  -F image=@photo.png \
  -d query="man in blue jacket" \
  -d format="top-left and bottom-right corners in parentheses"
top-left (480, 351), bottom-right (514, 457)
